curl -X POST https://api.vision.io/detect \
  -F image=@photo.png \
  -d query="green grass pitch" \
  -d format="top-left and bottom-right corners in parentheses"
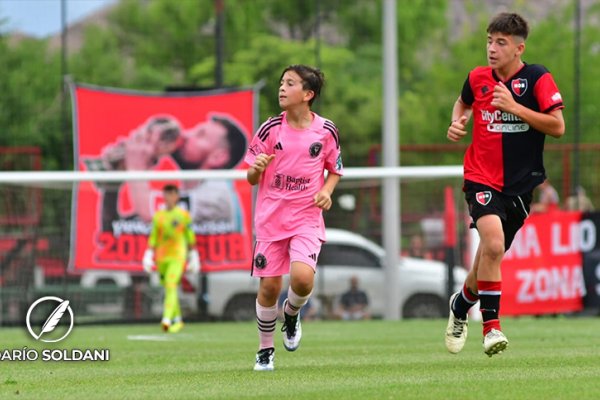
top-left (1, 317), bottom-right (599, 399)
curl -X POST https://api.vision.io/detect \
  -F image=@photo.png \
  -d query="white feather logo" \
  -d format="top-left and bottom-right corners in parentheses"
top-left (33, 300), bottom-right (70, 340)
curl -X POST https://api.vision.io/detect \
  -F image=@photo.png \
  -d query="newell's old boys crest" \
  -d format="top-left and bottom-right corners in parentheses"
top-left (476, 191), bottom-right (492, 206)
top-left (511, 78), bottom-right (528, 97)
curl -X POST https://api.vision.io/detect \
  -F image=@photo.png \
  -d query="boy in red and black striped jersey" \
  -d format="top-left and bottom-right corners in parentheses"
top-left (445, 12), bottom-right (565, 357)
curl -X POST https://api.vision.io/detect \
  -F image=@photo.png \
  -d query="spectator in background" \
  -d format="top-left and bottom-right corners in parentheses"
top-left (336, 276), bottom-right (370, 320)
top-left (565, 186), bottom-right (594, 212)
top-left (531, 178), bottom-right (560, 213)
top-left (407, 234), bottom-right (434, 260)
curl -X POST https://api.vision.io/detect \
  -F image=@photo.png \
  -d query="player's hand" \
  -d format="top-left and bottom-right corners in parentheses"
top-left (187, 249), bottom-right (201, 274)
top-left (124, 128), bottom-right (156, 170)
top-left (447, 115), bottom-right (469, 142)
top-left (491, 81), bottom-right (517, 113)
top-left (314, 189), bottom-right (333, 210)
top-left (142, 249), bottom-right (154, 273)
top-left (252, 154), bottom-right (275, 173)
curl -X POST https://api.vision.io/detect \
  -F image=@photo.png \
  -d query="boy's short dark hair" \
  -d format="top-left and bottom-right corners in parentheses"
top-left (280, 65), bottom-right (325, 106)
top-left (487, 12), bottom-right (529, 40)
top-left (163, 184), bottom-right (179, 194)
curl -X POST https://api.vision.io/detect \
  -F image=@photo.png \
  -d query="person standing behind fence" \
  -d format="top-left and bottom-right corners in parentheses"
top-left (446, 12), bottom-right (565, 357)
top-left (531, 178), bottom-right (560, 213)
top-left (245, 64), bottom-right (343, 371)
top-left (336, 276), bottom-right (370, 320)
top-left (142, 184), bottom-right (201, 333)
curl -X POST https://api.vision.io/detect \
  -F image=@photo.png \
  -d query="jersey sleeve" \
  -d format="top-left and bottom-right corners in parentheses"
top-left (323, 120), bottom-right (343, 176)
top-left (183, 210), bottom-right (196, 246)
top-left (243, 117), bottom-right (277, 166)
top-left (461, 73), bottom-right (475, 106)
top-left (534, 72), bottom-right (564, 113)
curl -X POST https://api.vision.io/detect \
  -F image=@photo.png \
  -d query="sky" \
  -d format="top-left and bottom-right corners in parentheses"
top-left (0, 0), bottom-right (116, 37)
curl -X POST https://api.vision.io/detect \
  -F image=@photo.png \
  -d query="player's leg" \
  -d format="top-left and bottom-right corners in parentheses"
top-left (162, 259), bottom-right (185, 333)
top-left (252, 240), bottom-right (287, 371)
top-left (282, 235), bottom-right (320, 352)
top-left (445, 247), bottom-right (479, 353)
top-left (168, 263), bottom-right (185, 333)
top-left (156, 261), bottom-right (171, 331)
top-left (475, 214), bottom-right (508, 356)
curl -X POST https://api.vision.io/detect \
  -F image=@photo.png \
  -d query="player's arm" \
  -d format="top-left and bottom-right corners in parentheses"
top-left (447, 96), bottom-right (472, 142)
top-left (184, 212), bottom-right (201, 273)
top-left (143, 216), bottom-right (158, 272)
top-left (491, 81), bottom-right (565, 138)
top-left (314, 172), bottom-right (341, 211)
top-left (247, 153), bottom-right (275, 185)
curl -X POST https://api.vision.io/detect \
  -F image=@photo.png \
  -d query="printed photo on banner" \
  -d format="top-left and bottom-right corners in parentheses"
top-left (70, 84), bottom-right (256, 273)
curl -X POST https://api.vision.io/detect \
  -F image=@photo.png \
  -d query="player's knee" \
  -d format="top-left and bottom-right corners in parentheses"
top-left (482, 239), bottom-right (505, 261)
top-left (259, 280), bottom-right (281, 302)
top-left (290, 279), bottom-right (313, 296)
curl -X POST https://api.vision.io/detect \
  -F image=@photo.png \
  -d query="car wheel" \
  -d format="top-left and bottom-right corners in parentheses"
top-left (223, 294), bottom-right (256, 321)
top-left (402, 294), bottom-right (444, 319)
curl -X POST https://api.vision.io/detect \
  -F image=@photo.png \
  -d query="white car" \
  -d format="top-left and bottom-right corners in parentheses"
top-left (205, 228), bottom-right (467, 320)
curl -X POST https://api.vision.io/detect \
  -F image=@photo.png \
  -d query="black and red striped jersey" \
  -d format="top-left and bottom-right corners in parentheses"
top-left (460, 63), bottom-right (564, 195)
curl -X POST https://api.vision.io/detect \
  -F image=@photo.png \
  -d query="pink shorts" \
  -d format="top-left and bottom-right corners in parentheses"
top-left (251, 235), bottom-right (322, 277)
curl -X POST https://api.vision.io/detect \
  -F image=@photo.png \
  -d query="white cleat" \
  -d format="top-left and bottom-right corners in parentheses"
top-left (281, 299), bottom-right (302, 352)
top-left (445, 292), bottom-right (468, 354)
top-left (483, 329), bottom-right (508, 357)
top-left (253, 347), bottom-right (275, 371)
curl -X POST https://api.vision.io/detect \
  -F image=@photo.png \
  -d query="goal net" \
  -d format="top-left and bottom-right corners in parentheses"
top-left (0, 167), bottom-right (465, 325)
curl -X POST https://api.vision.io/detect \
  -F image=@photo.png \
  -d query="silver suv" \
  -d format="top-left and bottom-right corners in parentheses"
top-left (205, 228), bottom-right (467, 320)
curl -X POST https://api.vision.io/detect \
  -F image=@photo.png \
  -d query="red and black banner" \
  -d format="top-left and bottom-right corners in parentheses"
top-left (70, 83), bottom-right (256, 273)
top-left (501, 210), bottom-right (589, 315)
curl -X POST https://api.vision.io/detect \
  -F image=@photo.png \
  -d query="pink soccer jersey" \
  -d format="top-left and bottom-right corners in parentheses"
top-left (244, 111), bottom-right (343, 241)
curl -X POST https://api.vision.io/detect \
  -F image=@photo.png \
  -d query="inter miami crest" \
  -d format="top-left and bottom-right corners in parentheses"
top-left (254, 253), bottom-right (267, 270)
top-left (309, 142), bottom-right (323, 158)
top-left (511, 78), bottom-right (528, 97)
top-left (476, 191), bottom-right (492, 206)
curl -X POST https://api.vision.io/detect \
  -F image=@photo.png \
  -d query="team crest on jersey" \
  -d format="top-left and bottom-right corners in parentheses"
top-left (254, 253), bottom-right (267, 270)
top-left (511, 78), bottom-right (528, 97)
top-left (476, 191), bottom-right (492, 206)
top-left (309, 142), bottom-right (323, 158)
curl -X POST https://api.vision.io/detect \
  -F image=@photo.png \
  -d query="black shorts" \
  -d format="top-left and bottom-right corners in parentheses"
top-left (464, 181), bottom-right (532, 251)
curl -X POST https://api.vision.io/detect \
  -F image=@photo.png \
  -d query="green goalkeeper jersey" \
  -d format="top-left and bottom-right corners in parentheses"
top-left (148, 206), bottom-right (196, 262)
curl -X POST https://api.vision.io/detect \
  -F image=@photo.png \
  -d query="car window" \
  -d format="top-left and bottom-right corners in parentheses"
top-left (318, 244), bottom-right (382, 269)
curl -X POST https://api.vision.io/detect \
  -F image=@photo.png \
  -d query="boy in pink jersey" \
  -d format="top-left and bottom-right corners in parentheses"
top-left (244, 65), bottom-right (343, 371)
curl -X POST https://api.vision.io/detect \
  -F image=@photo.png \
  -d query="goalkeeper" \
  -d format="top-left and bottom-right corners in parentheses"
top-left (142, 184), bottom-right (201, 333)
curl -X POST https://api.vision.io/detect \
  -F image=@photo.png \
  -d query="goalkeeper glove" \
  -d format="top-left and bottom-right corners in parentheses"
top-left (187, 249), bottom-right (201, 274)
top-left (142, 249), bottom-right (154, 273)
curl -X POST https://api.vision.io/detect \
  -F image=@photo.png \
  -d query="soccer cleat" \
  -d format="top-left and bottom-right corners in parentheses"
top-left (281, 299), bottom-right (302, 352)
top-left (161, 318), bottom-right (171, 332)
top-left (168, 321), bottom-right (184, 333)
top-left (253, 347), bottom-right (275, 371)
top-left (483, 329), bottom-right (508, 357)
top-left (445, 291), bottom-right (468, 354)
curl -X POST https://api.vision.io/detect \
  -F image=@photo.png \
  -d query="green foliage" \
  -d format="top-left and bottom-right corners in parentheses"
top-left (0, 0), bottom-right (599, 170)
